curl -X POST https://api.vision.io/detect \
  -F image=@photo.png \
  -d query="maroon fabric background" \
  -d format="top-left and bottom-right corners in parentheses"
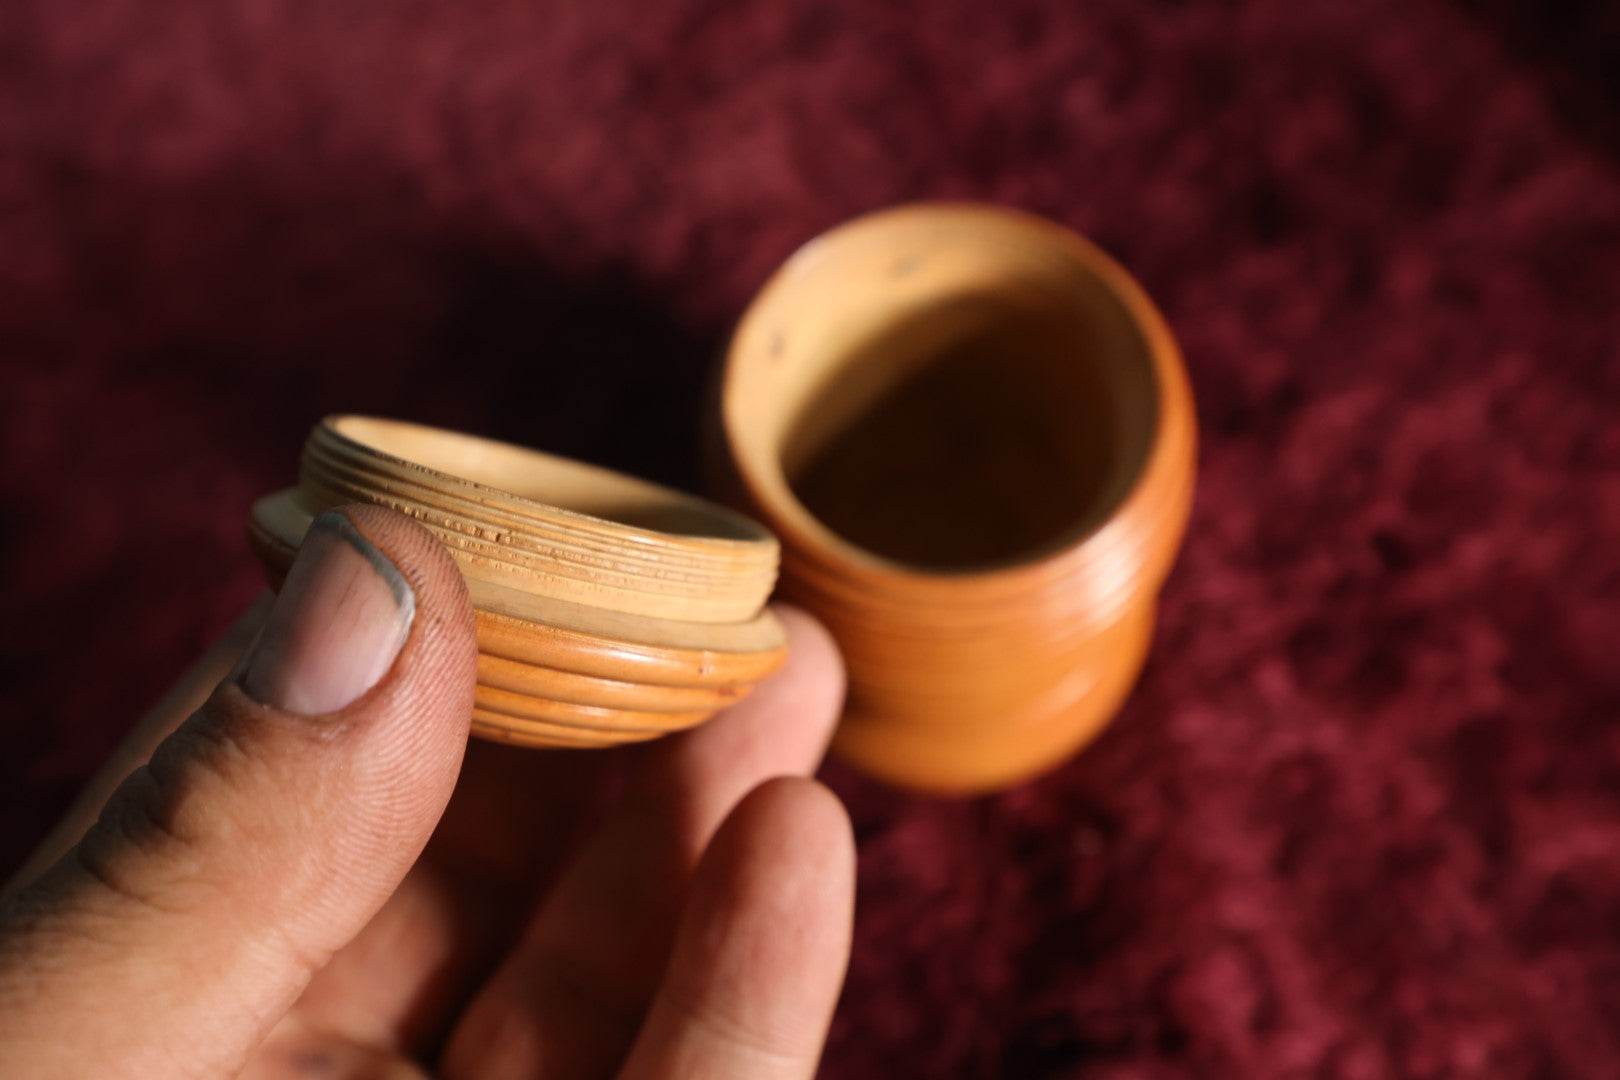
top-left (4, 0), bottom-right (1620, 1075)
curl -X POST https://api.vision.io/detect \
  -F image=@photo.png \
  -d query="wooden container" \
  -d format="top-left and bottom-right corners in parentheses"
top-left (249, 416), bottom-right (786, 748)
top-left (717, 204), bottom-right (1195, 794)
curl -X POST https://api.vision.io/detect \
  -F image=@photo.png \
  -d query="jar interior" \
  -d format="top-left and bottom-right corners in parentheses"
top-left (780, 288), bottom-right (1155, 572)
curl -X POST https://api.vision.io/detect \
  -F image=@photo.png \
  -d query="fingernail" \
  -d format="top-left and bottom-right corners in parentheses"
top-left (241, 512), bottom-right (416, 715)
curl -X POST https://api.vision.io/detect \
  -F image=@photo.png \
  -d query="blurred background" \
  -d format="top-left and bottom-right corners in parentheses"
top-left (3, 0), bottom-right (1619, 1074)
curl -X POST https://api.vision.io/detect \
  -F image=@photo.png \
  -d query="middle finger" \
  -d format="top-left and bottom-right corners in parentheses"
top-left (438, 607), bottom-right (845, 1080)
top-left (288, 738), bottom-right (616, 1054)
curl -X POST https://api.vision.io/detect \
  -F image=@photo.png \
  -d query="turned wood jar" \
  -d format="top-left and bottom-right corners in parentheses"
top-left (249, 416), bottom-right (786, 749)
top-left (717, 203), bottom-right (1196, 794)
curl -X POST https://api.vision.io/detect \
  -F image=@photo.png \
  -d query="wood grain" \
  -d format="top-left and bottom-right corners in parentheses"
top-left (250, 416), bottom-right (785, 749)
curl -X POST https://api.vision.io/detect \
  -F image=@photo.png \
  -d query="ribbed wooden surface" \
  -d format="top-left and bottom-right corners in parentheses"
top-left (251, 416), bottom-right (785, 748)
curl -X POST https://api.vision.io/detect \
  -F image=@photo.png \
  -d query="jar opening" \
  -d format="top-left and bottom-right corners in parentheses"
top-left (780, 288), bottom-right (1154, 572)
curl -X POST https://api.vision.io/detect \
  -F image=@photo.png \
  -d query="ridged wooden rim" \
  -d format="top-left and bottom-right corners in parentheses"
top-left (473, 608), bottom-right (788, 685)
top-left (476, 654), bottom-right (752, 711)
top-left (303, 416), bottom-right (779, 624)
top-left (471, 712), bottom-right (651, 748)
top-left (252, 495), bottom-right (786, 655)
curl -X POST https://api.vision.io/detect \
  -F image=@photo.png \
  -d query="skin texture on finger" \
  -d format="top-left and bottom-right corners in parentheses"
top-left (440, 606), bottom-right (845, 1080)
top-left (617, 778), bottom-right (855, 1080)
top-left (0, 505), bottom-right (478, 1080)
top-left (0, 594), bottom-right (271, 899)
top-left (242, 1014), bottom-right (435, 1080)
top-left (288, 741), bottom-right (616, 1057)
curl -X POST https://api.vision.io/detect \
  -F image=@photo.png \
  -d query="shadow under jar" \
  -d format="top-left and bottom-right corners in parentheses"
top-left (718, 204), bottom-right (1196, 794)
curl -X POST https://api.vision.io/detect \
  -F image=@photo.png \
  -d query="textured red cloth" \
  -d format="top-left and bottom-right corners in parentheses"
top-left (4, 0), bottom-right (1620, 1075)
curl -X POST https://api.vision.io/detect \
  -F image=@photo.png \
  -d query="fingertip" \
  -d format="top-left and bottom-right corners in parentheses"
top-left (0, 505), bottom-right (483, 1079)
top-left (120, 503), bottom-right (480, 909)
top-left (301, 503), bottom-right (479, 762)
top-left (696, 777), bottom-right (857, 976)
top-left (208, 503), bottom-right (478, 838)
top-left (618, 777), bottom-right (855, 1080)
top-left (332, 503), bottom-right (478, 697)
top-left (705, 776), bottom-right (857, 971)
top-left (261, 502), bottom-right (479, 858)
top-left (715, 776), bottom-right (856, 888)
top-left (769, 603), bottom-right (846, 710)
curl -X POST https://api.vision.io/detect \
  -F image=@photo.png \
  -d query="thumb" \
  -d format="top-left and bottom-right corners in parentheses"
top-left (0, 506), bottom-right (477, 1079)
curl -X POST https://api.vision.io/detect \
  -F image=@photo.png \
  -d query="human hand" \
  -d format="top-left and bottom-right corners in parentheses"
top-left (0, 505), bottom-right (854, 1079)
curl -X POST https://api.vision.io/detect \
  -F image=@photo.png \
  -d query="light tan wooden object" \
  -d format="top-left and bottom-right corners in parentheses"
top-left (250, 416), bottom-right (786, 748)
top-left (717, 203), bottom-right (1196, 794)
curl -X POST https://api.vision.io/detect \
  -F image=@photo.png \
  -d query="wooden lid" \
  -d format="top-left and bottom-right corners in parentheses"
top-left (249, 416), bottom-right (787, 749)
